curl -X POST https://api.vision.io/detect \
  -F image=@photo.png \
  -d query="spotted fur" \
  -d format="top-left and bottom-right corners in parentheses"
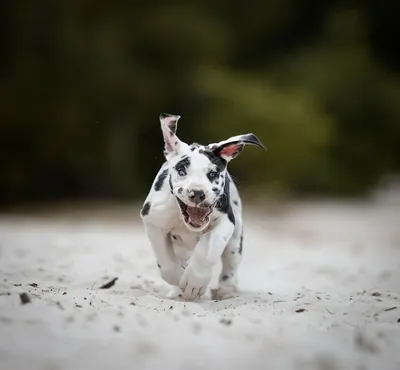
top-left (140, 201), bottom-right (151, 216)
top-left (154, 169), bottom-right (169, 191)
top-left (141, 113), bottom-right (265, 301)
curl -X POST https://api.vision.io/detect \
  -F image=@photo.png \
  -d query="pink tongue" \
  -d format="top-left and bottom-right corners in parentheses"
top-left (186, 207), bottom-right (209, 223)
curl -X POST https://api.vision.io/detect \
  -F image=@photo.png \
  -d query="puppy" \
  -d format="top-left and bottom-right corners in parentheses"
top-left (140, 113), bottom-right (265, 300)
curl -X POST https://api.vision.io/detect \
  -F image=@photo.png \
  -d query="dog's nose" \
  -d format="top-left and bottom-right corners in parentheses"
top-left (188, 189), bottom-right (206, 204)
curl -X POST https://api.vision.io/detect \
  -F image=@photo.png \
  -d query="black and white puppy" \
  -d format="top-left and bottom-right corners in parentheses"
top-left (140, 113), bottom-right (265, 301)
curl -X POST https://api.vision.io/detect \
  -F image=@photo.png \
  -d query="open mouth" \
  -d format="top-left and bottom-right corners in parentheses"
top-left (176, 198), bottom-right (213, 229)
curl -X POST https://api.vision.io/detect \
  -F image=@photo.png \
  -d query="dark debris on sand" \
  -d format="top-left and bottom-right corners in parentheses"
top-left (19, 292), bottom-right (31, 305)
top-left (220, 318), bottom-right (232, 326)
top-left (99, 277), bottom-right (118, 289)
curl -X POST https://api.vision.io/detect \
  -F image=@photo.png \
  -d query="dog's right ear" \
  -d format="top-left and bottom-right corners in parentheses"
top-left (159, 113), bottom-right (182, 158)
top-left (210, 133), bottom-right (266, 162)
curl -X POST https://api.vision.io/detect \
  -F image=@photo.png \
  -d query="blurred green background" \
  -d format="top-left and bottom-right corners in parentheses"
top-left (1, 1), bottom-right (399, 206)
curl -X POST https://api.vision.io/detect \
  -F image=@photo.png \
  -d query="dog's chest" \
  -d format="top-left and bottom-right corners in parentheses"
top-left (169, 212), bottom-right (220, 264)
top-left (169, 225), bottom-right (200, 264)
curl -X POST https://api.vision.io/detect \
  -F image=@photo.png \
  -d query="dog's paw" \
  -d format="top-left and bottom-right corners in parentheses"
top-left (167, 286), bottom-right (183, 299)
top-left (179, 262), bottom-right (212, 301)
top-left (210, 285), bottom-right (237, 300)
top-left (160, 263), bottom-right (184, 286)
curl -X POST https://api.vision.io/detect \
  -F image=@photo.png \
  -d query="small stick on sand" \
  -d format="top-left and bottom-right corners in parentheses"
top-left (99, 277), bottom-right (118, 289)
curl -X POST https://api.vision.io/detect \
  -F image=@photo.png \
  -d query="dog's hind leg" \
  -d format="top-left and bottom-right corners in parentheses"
top-left (213, 228), bottom-right (243, 300)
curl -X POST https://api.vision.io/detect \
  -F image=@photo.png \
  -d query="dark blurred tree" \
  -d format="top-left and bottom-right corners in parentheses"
top-left (270, 9), bottom-right (400, 193)
top-left (0, 1), bottom-right (399, 205)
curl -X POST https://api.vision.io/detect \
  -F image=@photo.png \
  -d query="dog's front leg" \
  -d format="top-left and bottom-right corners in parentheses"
top-left (144, 223), bottom-right (184, 287)
top-left (179, 217), bottom-right (235, 300)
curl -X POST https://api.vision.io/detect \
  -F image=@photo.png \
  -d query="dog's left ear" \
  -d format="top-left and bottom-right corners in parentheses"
top-left (159, 113), bottom-right (182, 158)
top-left (212, 133), bottom-right (266, 162)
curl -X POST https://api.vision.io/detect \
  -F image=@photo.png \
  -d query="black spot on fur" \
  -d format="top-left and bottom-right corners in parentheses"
top-left (169, 175), bottom-right (173, 194)
top-left (190, 142), bottom-right (201, 151)
top-left (230, 175), bottom-right (239, 186)
top-left (175, 156), bottom-right (191, 171)
top-left (222, 275), bottom-right (229, 281)
top-left (157, 263), bottom-right (161, 268)
top-left (154, 169), bottom-right (169, 191)
top-left (178, 187), bottom-right (183, 194)
top-left (141, 202), bottom-right (151, 216)
top-left (227, 211), bottom-right (235, 225)
top-left (212, 187), bottom-right (219, 194)
top-left (241, 133), bottom-right (266, 149)
top-left (199, 149), bottom-right (227, 172)
top-left (239, 231), bottom-right (243, 255)
top-left (207, 171), bottom-right (221, 183)
top-left (216, 174), bottom-right (235, 225)
top-left (172, 234), bottom-right (178, 240)
top-left (233, 200), bottom-right (239, 206)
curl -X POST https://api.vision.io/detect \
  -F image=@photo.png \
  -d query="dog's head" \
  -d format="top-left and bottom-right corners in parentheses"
top-left (160, 113), bottom-right (266, 232)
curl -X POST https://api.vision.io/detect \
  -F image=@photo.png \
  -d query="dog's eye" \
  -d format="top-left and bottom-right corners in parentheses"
top-left (208, 171), bottom-right (218, 179)
top-left (177, 168), bottom-right (186, 177)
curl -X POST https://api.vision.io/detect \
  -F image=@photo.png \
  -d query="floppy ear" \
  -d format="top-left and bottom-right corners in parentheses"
top-left (159, 113), bottom-right (182, 158)
top-left (212, 133), bottom-right (266, 162)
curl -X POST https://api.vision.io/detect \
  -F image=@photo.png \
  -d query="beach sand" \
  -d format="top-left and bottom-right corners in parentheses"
top-left (0, 197), bottom-right (399, 370)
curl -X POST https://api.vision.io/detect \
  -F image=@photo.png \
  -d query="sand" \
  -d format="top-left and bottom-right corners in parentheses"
top-left (0, 197), bottom-right (399, 370)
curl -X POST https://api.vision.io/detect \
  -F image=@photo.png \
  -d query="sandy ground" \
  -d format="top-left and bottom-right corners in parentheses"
top-left (0, 197), bottom-right (399, 370)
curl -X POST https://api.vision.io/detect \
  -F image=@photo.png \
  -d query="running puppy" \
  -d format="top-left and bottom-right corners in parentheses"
top-left (140, 113), bottom-right (266, 300)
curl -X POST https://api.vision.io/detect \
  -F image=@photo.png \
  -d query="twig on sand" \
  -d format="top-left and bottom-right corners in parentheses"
top-left (343, 321), bottom-right (358, 328)
top-left (325, 308), bottom-right (334, 315)
top-left (384, 306), bottom-right (397, 312)
top-left (99, 277), bottom-right (118, 289)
